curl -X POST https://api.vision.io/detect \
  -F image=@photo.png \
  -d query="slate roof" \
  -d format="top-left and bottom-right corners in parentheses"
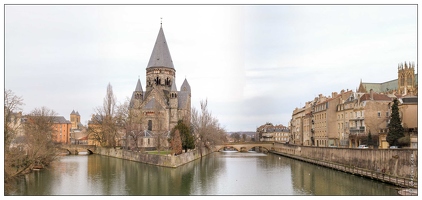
top-left (53, 116), bottom-right (71, 124)
top-left (257, 123), bottom-right (289, 133)
top-left (147, 26), bottom-right (174, 69)
top-left (401, 96), bottom-right (418, 104)
top-left (143, 98), bottom-right (163, 110)
top-left (135, 78), bottom-right (143, 92)
top-left (70, 110), bottom-right (80, 116)
top-left (181, 78), bottom-right (191, 92)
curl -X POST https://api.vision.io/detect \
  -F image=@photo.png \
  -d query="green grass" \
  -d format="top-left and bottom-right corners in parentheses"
top-left (146, 150), bottom-right (172, 155)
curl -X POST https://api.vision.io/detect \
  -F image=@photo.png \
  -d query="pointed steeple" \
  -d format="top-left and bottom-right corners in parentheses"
top-left (135, 78), bottom-right (143, 92)
top-left (71, 110), bottom-right (76, 115)
top-left (181, 78), bottom-right (191, 92)
top-left (147, 26), bottom-right (174, 69)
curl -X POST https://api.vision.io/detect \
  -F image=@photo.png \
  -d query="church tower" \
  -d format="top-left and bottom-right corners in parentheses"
top-left (169, 79), bottom-right (178, 127)
top-left (145, 24), bottom-right (176, 94)
top-left (70, 110), bottom-right (80, 129)
top-left (128, 23), bottom-right (191, 142)
top-left (398, 61), bottom-right (417, 95)
top-left (130, 78), bottom-right (144, 108)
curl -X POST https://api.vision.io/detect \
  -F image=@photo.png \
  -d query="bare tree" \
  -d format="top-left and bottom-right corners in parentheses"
top-left (191, 99), bottom-right (227, 156)
top-left (4, 89), bottom-right (24, 194)
top-left (5, 106), bottom-right (59, 194)
top-left (4, 89), bottom-right (24, 149)
top-left (116, 97), bottom-right (144, 151)
top-left (23, 107), bottom-right (59, 166)
top-left (88, 83), bottom-right (119, 147)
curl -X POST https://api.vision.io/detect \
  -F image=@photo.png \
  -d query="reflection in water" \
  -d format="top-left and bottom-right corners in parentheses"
top-left (12, 152), bottom-right (398, 195)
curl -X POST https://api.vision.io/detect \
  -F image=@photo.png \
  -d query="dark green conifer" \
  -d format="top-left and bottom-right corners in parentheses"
top-left (386, 99), bottom-right (404, 146)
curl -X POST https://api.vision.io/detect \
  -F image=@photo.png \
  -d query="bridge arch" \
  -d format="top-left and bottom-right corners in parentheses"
top-left (216, 146), bottom-right (241, 152)
top-left (245, 146), bottom-right (270, 152)
top-left (214, 142), bottom-right (274, 153)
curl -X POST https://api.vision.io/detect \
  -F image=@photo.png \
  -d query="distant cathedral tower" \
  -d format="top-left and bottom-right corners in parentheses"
top-left (129, 24), bottom-right (191, 135)
top-left (357, 61), bottom-right (417, 96)
top-left (70, 110), bottom-right (80, 129)
top-left (398, 62), bottom-right (417, 95)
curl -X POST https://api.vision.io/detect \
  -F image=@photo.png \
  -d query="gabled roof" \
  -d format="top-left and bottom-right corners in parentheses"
top-left (144, 98), bottom-right (163, 110)
top-left (53, 116), bottom-right (71, 124)
top-left (360, 93), bottom-right (392, 101)
top-left (147, 26), bottom-right (174, 69)
top-left (181, 78), bottom-right (191, 92)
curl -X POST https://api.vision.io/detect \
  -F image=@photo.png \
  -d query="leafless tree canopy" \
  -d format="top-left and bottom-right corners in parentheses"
top-left (4, 93), bottom-right (59, 194)
top-left (88, 83), bottom-right (120, 147)
top-left (191, 99), bottom-right (227, 155)
top-left (4, 89), bottom-right (24, 148)
top-left (116, 97), bottom-right (144, 150)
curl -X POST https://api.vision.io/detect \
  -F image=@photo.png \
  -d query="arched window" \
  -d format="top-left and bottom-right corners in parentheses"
top-left (155, 77), bottom-right (161, 85)
top-left (407, 75), bottom-right (412, 86)
top-left (400, 75), bottom-right (405, 86)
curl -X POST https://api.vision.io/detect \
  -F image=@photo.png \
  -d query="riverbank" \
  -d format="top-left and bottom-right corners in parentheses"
top-left (93, 147), bottom-right (213, 168)
top-left (270, 145), bottom-right (418, 190)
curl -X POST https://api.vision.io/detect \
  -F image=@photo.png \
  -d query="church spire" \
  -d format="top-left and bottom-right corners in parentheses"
top-left (135, 78), bottom-right (143, 92)
top-left (147, 25), bottom-right (174, 69)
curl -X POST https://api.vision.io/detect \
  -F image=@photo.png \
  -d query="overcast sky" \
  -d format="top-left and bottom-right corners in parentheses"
top-left (4, 4), bottom-right (417, 132)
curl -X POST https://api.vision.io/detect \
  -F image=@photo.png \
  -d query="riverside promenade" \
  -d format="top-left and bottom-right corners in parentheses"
top-left (271, 150), bottom-right (417, 195)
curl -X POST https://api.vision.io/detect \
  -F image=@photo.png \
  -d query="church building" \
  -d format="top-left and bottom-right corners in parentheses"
top-left (129, 24), bottom-right (191, 141)
top-left (357, 62), bottom-right (417, 96)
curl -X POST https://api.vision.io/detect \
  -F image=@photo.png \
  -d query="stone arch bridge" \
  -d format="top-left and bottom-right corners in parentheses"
top-left (58, 144), bottom-right (96, 155)
top-left (214, 142), bottom-right (274, 152)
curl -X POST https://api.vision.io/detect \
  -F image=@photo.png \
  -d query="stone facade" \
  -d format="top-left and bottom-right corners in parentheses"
top-left (128, 25), bottom-right (191, 149)
top-left (257, 123), bottom-right (290, 142)
top-left (291, 63), bottom-right (418, 148)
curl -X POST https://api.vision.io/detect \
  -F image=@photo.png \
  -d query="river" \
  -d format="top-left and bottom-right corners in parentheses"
top-left (11, 151), bottom-right (399, 195)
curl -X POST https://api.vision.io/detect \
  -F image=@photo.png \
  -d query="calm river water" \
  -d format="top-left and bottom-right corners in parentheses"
top-left (12, 151), bottom-right (399, 195)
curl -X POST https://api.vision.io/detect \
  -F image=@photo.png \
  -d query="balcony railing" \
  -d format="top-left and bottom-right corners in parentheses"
top-left (350, 117), bottom-right (364, 121)
top-left (350, 126), bottom-right (365, 131)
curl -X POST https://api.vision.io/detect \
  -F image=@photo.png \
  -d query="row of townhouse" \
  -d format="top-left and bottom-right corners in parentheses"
top-left (289, 62), bottom-right (418, 148)
top-left (291, 89), bottom-right (417, 148)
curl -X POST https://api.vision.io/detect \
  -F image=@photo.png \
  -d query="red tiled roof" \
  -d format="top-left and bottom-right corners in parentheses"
top-left (360, 93), bottom-right (392, 101)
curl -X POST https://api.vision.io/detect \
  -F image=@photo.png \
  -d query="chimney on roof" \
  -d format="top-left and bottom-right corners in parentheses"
top-left (370, 89), bottom-right (374, 100)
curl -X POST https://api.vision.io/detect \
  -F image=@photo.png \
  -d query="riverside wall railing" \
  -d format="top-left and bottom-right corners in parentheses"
top-left (271, 143), bottom-right (417, 190)
top-left (271, 151), bottom-right (417, 189)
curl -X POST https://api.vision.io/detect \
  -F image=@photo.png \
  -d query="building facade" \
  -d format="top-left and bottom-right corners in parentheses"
top-left (128, 25), bottom-right (191, 149)
top-left (70, 110), bottom-right (87, 144)
top-left (257, 122), bottom-right (290, 142)
top-left (52, 116), bottom-right (72, 144)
